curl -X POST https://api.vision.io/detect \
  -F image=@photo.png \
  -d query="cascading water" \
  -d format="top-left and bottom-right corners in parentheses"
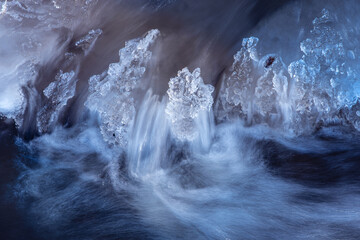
top-left (1, 0), bottom-right (360, 239)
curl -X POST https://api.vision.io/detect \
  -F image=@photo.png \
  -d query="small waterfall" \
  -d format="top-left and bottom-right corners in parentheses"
top-left (127, 89), bottom-right (216, 177)
top-left (127, 90), bottom-right (170, 177)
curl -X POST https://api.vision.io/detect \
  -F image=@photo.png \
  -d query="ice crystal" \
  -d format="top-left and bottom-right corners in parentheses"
top-left (289, 9), bottom-right (360, 130)
top-left (215, 37), bottom-right (290, 125)
top-left (166, 67), bottom-right (214, 141)
top-left (85, 29), bottom-right (160, 147)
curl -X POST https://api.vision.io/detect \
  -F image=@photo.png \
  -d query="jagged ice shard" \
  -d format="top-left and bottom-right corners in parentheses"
top-left (37, 70), bottom-right (78, 133)
top-left (85, 29), bottom-right (160, 147)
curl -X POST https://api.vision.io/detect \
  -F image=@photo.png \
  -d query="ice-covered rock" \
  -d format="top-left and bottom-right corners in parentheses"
top-left (166, 67), bottom-right (214, 141)
top-left (85, 29), bottom-right (160, 147)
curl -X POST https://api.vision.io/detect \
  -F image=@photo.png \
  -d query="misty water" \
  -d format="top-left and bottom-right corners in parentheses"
top-left (1, 0), bottom-right (360, 239)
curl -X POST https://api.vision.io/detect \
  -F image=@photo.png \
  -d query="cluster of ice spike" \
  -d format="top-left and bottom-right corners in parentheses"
top-left (288, 9), bottom-right (360, 130)
top-left (217, 9), bottom-right (360, 133)
top-left (27, 8), bottom-right (360, 147)
top-left (85, 29), bottom-right (160, 147)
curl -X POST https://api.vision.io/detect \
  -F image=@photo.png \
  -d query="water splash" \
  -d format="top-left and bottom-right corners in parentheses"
top-left (127, 90), bottom-right (170, 177)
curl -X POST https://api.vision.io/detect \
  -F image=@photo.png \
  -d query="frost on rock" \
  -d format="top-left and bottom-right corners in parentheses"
top-left (85, 29), bottom-right (160, 147)
top-left (288, 9), bottom-right (360, 131)
top-left (166, 67), bottom-right (214, 141)
top-left (37, 70), bottom-right (77, 133)
top-left (215, 37), bottom-right (290, 125)
top-left (75, 29), bottom-right (102, 55)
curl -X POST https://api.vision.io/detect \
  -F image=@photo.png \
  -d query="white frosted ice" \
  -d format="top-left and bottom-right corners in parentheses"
top-left (166, 67), bottom-right (214, 141)
top-left (85, 29), bottom-right (160, 147)
top-left (0, 61), bottom-right (38, 126)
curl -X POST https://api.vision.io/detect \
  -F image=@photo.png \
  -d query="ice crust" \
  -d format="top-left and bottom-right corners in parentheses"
top-left (85, 29), bottom-right (160, 147)
top-left (166, 67), bottom-right (214, 141)
top-left (37, 70), bottom-right (78, 133)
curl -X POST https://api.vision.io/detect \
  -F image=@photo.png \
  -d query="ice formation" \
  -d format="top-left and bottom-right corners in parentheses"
top-left (288, 9), bottom-right (360, 130)
top-left (75, 29), bottom-right (103, 55)
top-left (85, 29), bottom-right (160, 147)
top-left (215, 37), bottom-right (259, 121)
top-left (215, 9), bottom-right (360, 133)
top-left (37, 70), bottom-right (78, 133)
top-left (166, 67), bottom-right (214, 141)
top-left (215, 37), bottom-right (290, 125)
top-left (2, 4), bottom-right (360, 140)
top-left (0, 0), bottom-right (100, 131)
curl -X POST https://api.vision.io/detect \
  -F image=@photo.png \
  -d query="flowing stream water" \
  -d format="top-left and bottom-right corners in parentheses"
top-left (1, 0), bottom-right (360, 239)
